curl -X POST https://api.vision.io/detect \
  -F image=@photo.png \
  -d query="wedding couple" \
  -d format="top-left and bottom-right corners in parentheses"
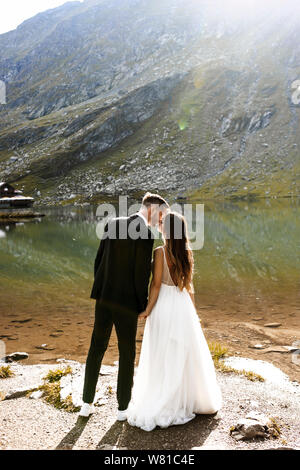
top-left (79, 192), bottom-right (222, 431)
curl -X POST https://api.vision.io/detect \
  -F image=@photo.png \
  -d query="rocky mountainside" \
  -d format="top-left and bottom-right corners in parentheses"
top-left (0, 0), bottom-right (299, 204)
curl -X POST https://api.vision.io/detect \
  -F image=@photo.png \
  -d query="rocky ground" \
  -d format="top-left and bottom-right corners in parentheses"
top-left (0, 359), bottom-right (299, 450)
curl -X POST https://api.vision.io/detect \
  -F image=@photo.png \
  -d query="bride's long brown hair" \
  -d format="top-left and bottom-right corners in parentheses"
top-left (162, 212), bottom-right (194, 292)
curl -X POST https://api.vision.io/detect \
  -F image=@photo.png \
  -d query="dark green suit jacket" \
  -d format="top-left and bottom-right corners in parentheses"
top-left (90, 213), bottom-right (154, 314)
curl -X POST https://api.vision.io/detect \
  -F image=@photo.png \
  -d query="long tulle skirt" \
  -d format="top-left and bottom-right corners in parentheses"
top-left (127, 284), bottom-right (222, 431)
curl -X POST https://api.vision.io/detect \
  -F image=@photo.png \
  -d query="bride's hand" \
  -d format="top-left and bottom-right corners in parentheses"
top-left (139, 310), bottom-right (150, 320)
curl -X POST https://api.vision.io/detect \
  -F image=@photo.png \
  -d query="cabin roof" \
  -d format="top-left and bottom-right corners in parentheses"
top-left (0, 182), bottom-right (15, 188)
top-left (0, 182), bottom-right (22, 194)
top-left (0, 196), bottom-right (34, 200)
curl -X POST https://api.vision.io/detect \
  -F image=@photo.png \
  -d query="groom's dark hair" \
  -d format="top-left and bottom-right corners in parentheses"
top-left (142, 192), bottom-right (169, 208)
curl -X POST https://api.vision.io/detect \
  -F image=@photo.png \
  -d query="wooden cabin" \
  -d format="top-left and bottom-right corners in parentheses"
top-left (0, 182), bottom-right (34, 208)
top-left (0, 182), bottom-right (22, 197)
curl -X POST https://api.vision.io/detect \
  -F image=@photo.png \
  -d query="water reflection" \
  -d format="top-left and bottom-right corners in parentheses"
top-left (1, 198), bottom-right (299, 376)
top-left (0, 198), bottom-right (299, 300)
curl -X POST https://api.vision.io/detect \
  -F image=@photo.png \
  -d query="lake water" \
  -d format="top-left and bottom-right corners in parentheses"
top-left (0, 198), bottom-right (299, 380)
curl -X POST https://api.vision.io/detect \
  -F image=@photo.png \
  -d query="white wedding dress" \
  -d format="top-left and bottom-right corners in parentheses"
top-left (126, 246), bottom-right (222, 432)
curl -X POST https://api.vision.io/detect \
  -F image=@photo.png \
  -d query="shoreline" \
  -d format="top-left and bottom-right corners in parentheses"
top-left (2, 309), bottom-right (300, 383)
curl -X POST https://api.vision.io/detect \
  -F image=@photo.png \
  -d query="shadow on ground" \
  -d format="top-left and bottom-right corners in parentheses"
top-left (56, 416), bottom-right (90, 450)
top-left (96, 414), bottom-right (220, 450)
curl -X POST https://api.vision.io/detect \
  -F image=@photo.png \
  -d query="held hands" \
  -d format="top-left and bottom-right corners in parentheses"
top-left (139, 309), bottom-right (150, 320)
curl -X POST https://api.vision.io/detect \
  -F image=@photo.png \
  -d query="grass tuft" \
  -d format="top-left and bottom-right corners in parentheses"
top-left (27, 366), bottom-right (79, 412)
top-left (240, 369), bottom-right (265, 382)
top-left (208, 341), bottom-right (265, 382)
top-left (43, 366), bottom-right (72, 383)
top-left (0, 365), bottom-right (14, 379)
top-left (208, 341), bottom-right (229, 361)
top-left (37, 382), bottom-right (79, 413)
top-left (268, 416), bottom-right (282, 439)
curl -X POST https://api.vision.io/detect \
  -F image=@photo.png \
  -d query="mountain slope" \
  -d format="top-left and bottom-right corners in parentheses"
top-left (0, 0), bottom-right (299, 204)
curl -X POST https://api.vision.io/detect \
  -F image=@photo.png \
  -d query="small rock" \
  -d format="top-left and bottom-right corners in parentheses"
top-left (231, 418), bottom-right (269, 440)
top-left (29, 390), bottom-right (43, 400)
top-left (59, 367), bottom-right (87, 407)
top-left (245, 411), bottom-right (270, 425)
top-left (262, 346), bottom-right (290, 354)
top-left (284, 345), bottom-right (299, 352)
top-left (0, 335), bottom-right (18, 341)
top-left (11, 318), bottom-right (32, 324)
top-left (95, 397), bottom-right (109, 407)
top-left (3, 352), bottom-right (29, 362)
top-left (35, 344), bottom-right (55, 351)
top-left (264, 323), bottom-right (282, 328)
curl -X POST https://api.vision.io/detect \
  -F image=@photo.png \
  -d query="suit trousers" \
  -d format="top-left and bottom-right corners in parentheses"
top-left (82, 299), bottom-right (138, 410)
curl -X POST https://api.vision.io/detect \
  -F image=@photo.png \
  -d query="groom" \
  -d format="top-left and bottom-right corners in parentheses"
top-left (80, 192), bottom-right (169, 419)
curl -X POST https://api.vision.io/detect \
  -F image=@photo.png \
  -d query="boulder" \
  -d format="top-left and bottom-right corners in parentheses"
top-left (230, 412), bottom-right (272, 440)
top-left (3, 352), bottom-right (29, 362)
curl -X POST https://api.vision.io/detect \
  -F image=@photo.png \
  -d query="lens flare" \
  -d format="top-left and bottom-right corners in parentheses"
top-left (178, 119), bottom-right (188, 130)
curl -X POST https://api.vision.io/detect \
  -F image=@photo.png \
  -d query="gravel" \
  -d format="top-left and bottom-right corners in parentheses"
top-left (0, 360), bottom-right (299, 450)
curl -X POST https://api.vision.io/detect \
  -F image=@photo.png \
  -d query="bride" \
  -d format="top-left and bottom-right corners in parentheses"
top-left (126, 211), bottom-right (222, 432)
